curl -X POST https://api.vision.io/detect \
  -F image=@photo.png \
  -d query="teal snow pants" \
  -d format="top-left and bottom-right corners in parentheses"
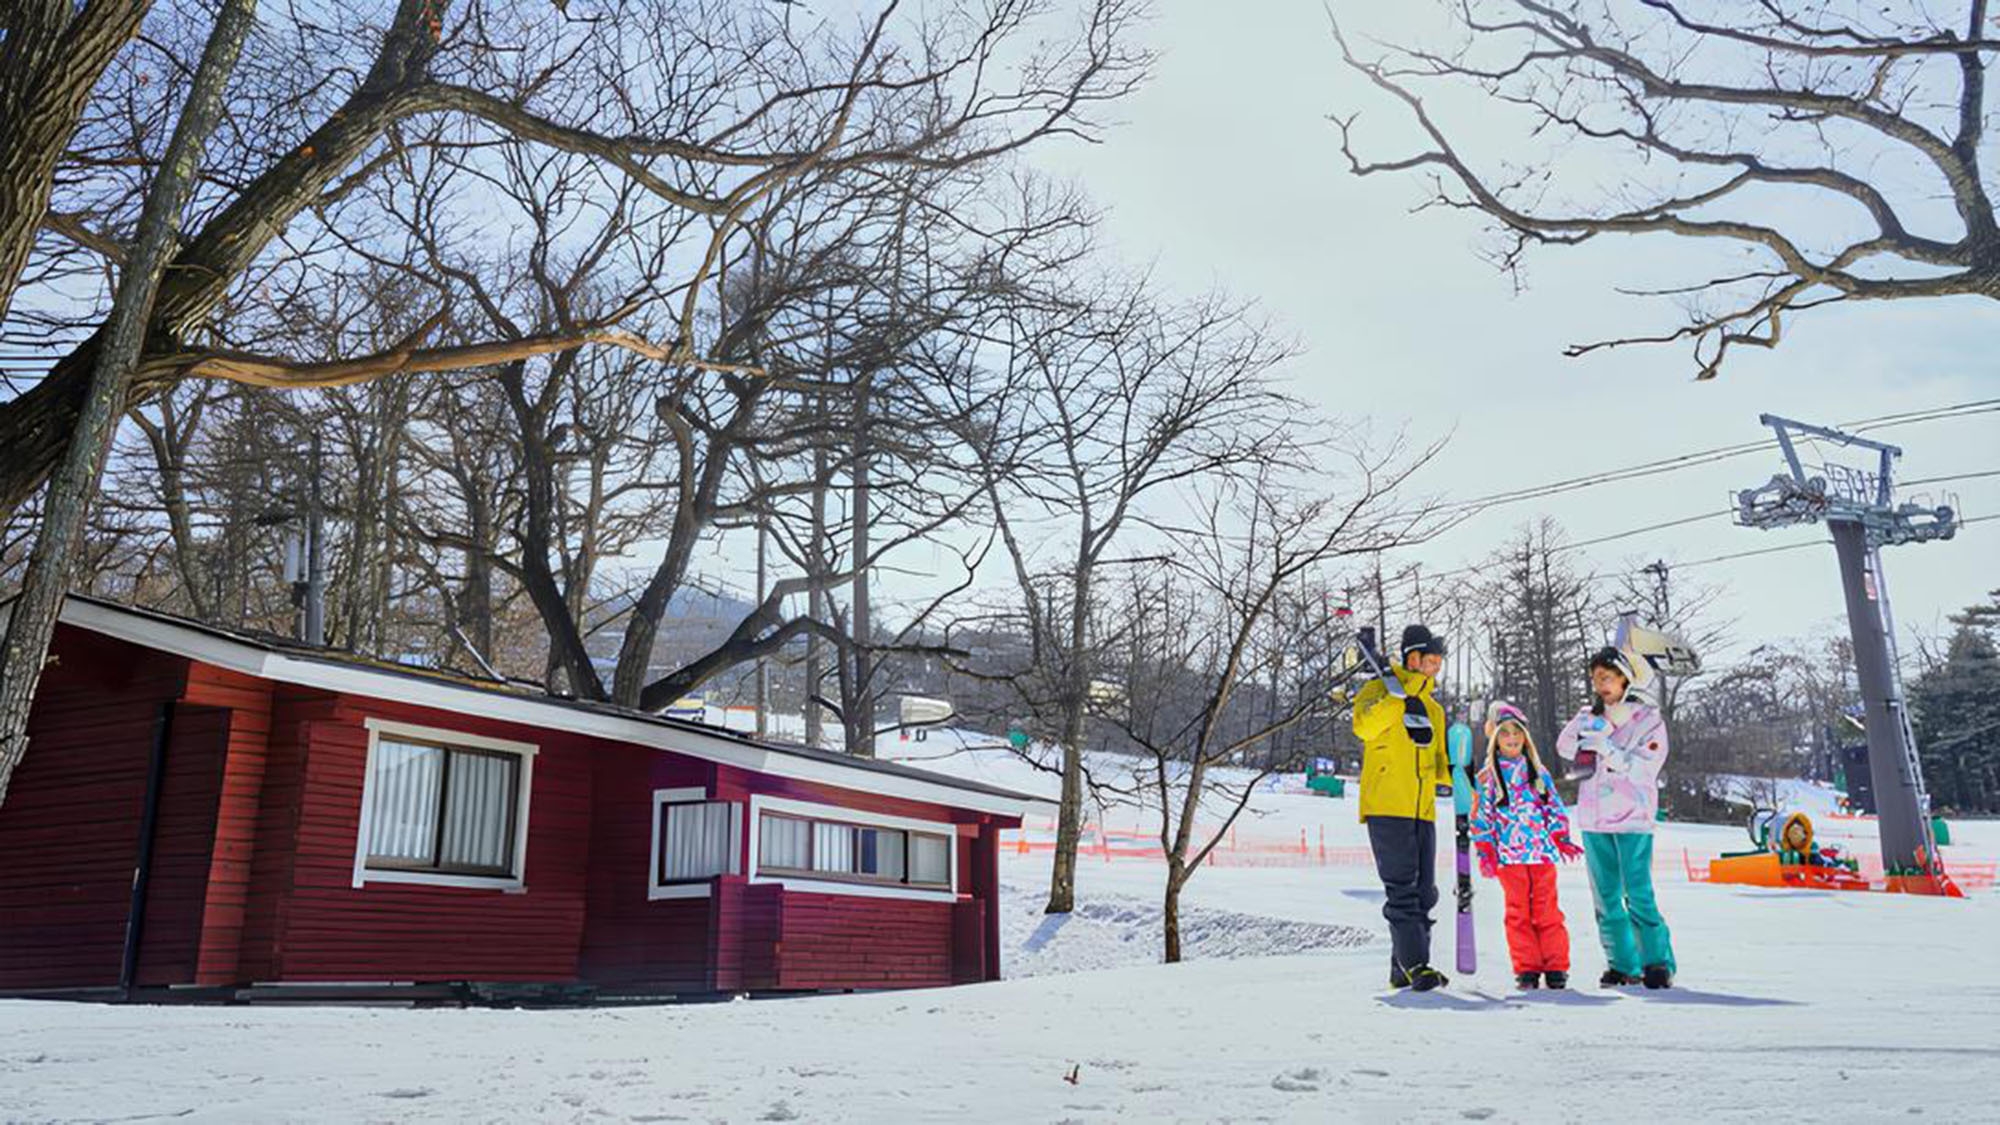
top-left (1582, 831), bottom-right (1676, 975)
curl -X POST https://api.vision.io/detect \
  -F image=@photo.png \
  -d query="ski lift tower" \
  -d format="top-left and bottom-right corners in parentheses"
top-left (1735, 414), bottom-right (1958, 892)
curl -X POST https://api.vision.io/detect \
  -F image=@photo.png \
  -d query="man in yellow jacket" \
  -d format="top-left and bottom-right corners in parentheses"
top-left (1352, 624), bottom-right (1452, 990)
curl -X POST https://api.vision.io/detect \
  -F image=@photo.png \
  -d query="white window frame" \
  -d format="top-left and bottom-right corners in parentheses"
top-left (352, 718), bottom-right (538, 892)
top-left (648, 787), bottom-right (742, 900)
top-left (747, 794), bottom-right (959, 903)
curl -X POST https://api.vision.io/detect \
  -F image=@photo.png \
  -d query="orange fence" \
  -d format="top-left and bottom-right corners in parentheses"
top-left (1004, 819), bottom-right (1375, 868)
top-left (1000, 819), bottom-right (1996, 890)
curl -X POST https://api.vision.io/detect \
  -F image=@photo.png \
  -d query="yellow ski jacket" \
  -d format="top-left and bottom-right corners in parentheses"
top-left (1350, 664), bottom-right (1451, 822)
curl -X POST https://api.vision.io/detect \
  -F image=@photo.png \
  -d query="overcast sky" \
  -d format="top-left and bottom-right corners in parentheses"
top-left (1007, 0), bottom-right (1999, 659)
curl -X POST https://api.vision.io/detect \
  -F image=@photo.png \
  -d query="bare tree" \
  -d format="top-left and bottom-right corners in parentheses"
top-left (1331, 1), bottom-right (2000, 378)
top-left (1107, 455), bottom-right (1425, 963)
top-left (946, 279), bottom-right (1300, 914)
top-left (0, 0), bottom-right (255, 805)
top-left (0, 0), bottom-right (1150, 510)
top-left (1476, 519), bottom-right (1602, 756)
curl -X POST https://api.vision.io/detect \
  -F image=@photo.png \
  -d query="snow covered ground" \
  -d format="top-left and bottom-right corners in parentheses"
top-left (4, 732), bottom-right (1997, 1123)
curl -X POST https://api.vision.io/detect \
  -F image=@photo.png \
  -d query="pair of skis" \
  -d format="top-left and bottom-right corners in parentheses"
top-left (1354, 628), bottom-right (1476, 976)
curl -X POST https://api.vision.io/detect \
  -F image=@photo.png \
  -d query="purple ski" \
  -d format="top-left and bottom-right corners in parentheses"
top-left (1446, 711), bottom-right (1477, 975)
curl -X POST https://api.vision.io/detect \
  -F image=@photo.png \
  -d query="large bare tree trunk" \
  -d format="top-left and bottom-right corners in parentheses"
top-left (0, 0), bottom-right (257, 807)
top-left (1045, 568), bottom-right (1093, 914)
top-left (1162, 868), bottom-right (1185, 964)
top-left (0, 2), bottom-right (149, 323)
top-left (0, 0), bottom-right (450, 516)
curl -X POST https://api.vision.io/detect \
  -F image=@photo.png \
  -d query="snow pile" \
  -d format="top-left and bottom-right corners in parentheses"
top-left (999, 881), bottom-right (1372, 979)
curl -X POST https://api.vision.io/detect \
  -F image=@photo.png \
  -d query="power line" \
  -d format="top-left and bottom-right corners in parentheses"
top-left (1669, 513), bottom-right (1998, 573)
top-left (1904, 469), bottom-right (2000, 488)
top-left (1435, 398), bottom-right (2000, 517)
top-left (1402, 473), bottom-right (1997, 587)
top-left (1560, 508), bottom-right (1732, 552)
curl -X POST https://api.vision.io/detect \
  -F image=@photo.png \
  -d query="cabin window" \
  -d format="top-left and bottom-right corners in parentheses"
top-left (656, 799), bottom-right (740, 883)
top-left (756, 810), bottom-right (953, 889)
top-left (358, 723), bottom-right (534, 888)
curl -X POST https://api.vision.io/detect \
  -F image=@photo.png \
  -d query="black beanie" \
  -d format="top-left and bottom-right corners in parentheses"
top-left (1400, 625), bottom-right (1446, 660)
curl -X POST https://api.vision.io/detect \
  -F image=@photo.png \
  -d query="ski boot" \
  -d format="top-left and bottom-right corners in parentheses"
top-left (1515, 971), bottom-right (1541, 990)
top-left (1408, 965), bottom-right (1449, 992)
top-left (1642, 964), bottom-right (1674, 990)
top-left (1543, 971), bottom-right (1569, 990)
top-left (1599, 969), bottom-right (1641, 988)
top-left (1390, 960), bottom-right (1410, 989)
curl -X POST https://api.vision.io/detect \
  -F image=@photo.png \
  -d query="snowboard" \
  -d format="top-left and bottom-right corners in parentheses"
top-left (1446, 714), bottom-right (1477, 975)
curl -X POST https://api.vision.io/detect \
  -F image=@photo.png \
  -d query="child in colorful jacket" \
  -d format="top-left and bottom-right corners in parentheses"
top-left (1557, 646), bottom-right (1677, 989)
top-left (1470, 701), bottom-right (1581, 990)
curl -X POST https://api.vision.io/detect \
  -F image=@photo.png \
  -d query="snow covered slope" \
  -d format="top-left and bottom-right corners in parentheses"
top-left (3, 730), bottom-right (1995, 1123)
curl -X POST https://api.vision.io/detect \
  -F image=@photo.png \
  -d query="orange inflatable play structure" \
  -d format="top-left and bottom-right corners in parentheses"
top-left (1704, 810), bottom-right (1964, 897)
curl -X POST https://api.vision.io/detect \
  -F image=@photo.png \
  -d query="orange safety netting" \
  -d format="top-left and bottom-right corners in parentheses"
top-left (1000, 820), bottom-right (1997, 891)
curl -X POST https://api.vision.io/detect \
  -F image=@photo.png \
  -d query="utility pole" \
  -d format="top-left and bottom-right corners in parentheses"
top-left (1737, 414), bottom-right (1958, 891)
top-left (1372, 556), bottom-right (1386, 641)
top-left (754, 511), bottom-right (769, 740)
top-left (304, 431), bottom-right (325, 647)
top-left (806, 390), bottom-right (828, 750)
top-left (850, 371), bottom-right (874, 758)
top-left (1639, 559), bottom-right (1673, 730)
top-left (1642, 559), bottom-right (1672, 624)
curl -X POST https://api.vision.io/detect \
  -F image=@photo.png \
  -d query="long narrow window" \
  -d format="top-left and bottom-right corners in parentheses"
top-left (365, 738), bottom-right (523, 877)
top-left (756, 810), bottom-right (951, 889)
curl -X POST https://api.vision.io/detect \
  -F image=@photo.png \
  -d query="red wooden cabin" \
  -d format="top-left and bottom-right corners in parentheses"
top-left (0, 596), bottom-right (1030, 1003)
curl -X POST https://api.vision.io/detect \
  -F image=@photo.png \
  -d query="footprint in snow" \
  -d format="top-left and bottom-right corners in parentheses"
top-left (1461, 1110), bottom-right (1497, 1120)
top-left (1271, 1066), bottom-right (1324, 1093)
top-left (377, 1087), bottom-right (435, 1099)
top-left (760, 1101), bottom-right (800, 1122)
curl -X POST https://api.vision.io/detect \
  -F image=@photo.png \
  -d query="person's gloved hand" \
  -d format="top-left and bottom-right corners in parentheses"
top-left (1575, 724), bottom-right (1612, 756)
top-left (1477, 843), bottom-right (1499, 879)
top-left (1555, 834), bottom-right (1584, 862)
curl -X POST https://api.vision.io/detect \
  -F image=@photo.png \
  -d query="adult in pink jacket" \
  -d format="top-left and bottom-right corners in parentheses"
top-left (1556, 646), bottom-right (1677, 989)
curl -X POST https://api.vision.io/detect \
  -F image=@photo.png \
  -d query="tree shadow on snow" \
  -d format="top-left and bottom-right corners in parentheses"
top-left (1622, 988), bottom-right (1800, 1008)
top-left (1375, 990), bottom-right (1516, 1011)
top-left (1507, 991), bottom-right (1620, 1007)
top-left (1022, 912), bottom-right (1071, 954)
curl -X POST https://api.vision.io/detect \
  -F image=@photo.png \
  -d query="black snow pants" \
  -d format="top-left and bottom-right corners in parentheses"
top-left (1366, 814), bottom-right (1439, 974)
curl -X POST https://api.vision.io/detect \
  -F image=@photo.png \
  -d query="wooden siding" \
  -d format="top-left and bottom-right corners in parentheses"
top-left (179, 664), bottom-right (274, 985)
top-left (769, 893), bottom-right (955, 990)
top-left (716, 764), bottom-right (999, 992)
top-left (577, 743), bottom-right (711, 991)
top-left (0, 626), bottom-right (185, 989)
top-left (130, 704), bottom-right (231, 986)
top-left (258, 695), bottom-right (596, 983)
